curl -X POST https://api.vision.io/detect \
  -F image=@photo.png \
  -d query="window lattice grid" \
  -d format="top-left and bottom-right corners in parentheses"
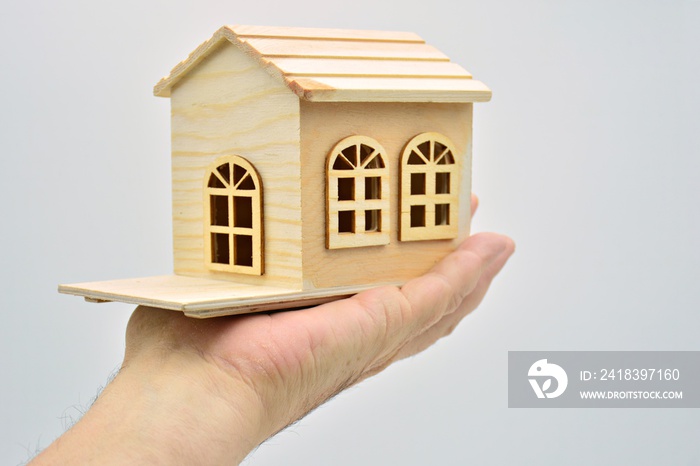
top-left (204, 156), bottom-right (263, 275)
top-left (326, 135), bottom-right (390, 249)
top-left (400, 132), bottom-right (460, 241)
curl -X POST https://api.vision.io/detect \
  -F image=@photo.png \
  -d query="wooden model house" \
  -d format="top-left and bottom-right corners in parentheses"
top-left (59, 25), bottom-right (491, 317)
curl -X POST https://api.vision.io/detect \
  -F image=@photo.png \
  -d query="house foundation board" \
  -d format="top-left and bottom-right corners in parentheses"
top-left (58, 276), bottom-right (397, 318)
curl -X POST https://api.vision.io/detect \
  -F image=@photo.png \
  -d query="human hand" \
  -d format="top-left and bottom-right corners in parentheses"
top-left (32, 194), bottom-right (514, 465)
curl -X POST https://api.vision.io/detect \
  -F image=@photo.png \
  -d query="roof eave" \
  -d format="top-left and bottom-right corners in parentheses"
top-left (292, 77), bottom-right (492, 103)
top-left (301, 89), bottom-right (492, 103)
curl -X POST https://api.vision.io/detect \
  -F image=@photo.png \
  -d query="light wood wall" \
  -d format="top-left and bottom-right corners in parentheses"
top-left (300, 101), bottom-right (473, 289)
top-left (170, 43), bottom-right (303, 288)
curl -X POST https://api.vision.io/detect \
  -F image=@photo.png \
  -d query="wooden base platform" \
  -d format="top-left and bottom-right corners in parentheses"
top-left (58, 275), bottom-right (392, 318)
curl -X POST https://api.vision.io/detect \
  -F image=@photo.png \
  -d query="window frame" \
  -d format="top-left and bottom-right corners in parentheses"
top-left (204, 155), bottom-right (264, 275)
top-left (399, 132), bottom-right (460, 241)
top-left (326, 135), bottom-right (390, 249)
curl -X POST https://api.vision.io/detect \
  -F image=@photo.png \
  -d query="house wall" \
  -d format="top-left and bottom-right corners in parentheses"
top-left (170, 43), bottom-right (303, 288)
top-left (299, 101), bottom-right (473, 289)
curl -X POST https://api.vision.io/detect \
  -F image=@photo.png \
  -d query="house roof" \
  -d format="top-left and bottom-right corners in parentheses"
top-left (154, 25), bottom-right (491, 103)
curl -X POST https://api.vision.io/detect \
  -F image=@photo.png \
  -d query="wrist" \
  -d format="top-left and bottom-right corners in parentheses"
top-left (34, 347), bottom-right (266, 465)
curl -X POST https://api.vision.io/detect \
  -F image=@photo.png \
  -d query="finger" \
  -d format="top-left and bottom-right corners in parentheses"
top-left (470, 193), bottom-right (479, 219)
top-left (392, 237), bottom-right (515, 361)
top-left (394, 233), bottom-right (512, 345)
top-left (337, 233), bottom-right (511, 378)
top-left (356, 241), bottom-right (513, 381)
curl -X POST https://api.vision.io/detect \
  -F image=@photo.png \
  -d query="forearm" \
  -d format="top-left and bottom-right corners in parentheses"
top-left (32, 349), bottom-right (265, 465)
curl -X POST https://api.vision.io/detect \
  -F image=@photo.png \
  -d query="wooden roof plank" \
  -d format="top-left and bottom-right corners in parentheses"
top-left (269, 57), bottom-right (472, 78)
top-left (241, 37), bottom-right (450, 61)
top-left (232, 24), bottom-right (424, 43)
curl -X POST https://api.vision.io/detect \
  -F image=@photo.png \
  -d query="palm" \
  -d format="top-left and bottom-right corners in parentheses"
top-left (124, 195), bottom-right (513, 433)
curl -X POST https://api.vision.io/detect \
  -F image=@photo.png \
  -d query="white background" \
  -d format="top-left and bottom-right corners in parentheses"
top-left (2, 0), bottom-right (699, 464)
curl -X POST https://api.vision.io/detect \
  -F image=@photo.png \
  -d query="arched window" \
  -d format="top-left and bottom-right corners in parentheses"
top-left (326, 136), bottom-right (390, 249)
top-left (204, 156), bottom-right (263, 275)
top-left (400, 132), bottom-right (459, 241)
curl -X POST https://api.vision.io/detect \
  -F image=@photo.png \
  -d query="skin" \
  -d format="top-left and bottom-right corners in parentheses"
top-left (32, 195), bottom-right (514, 465)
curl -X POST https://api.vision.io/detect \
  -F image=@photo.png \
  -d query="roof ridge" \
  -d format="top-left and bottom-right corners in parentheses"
top-left (229, 24), bottom-right (425, 44)
top-left (234, 34), bottom-right (425, 44)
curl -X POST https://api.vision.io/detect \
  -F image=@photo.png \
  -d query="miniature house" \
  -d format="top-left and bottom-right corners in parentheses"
top-left (59, 25), bottom-right (491, 317)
